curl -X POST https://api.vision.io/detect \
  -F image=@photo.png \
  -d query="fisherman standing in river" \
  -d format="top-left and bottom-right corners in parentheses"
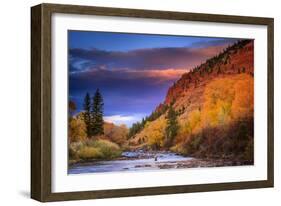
top-left (154, 155), bottom-right (158, 161)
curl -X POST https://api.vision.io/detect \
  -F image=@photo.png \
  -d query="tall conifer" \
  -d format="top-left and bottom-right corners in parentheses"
top-left (91, 88), bottom-right (104, 136)
top-left (165, 106), bottom-right (179, 147)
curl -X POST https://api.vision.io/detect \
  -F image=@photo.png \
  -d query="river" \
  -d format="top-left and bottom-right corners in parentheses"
top-left (68, 150), bottom-right (194, 174)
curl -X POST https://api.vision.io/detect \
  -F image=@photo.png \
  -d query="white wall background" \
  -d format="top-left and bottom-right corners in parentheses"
top-left (0, 0), bottom-right (279, 205)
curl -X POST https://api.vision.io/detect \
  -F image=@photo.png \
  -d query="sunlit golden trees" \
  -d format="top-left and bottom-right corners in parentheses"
top-left (201, 77), bottom-right (235, 127)
top-left (169, 74), bottom-right (254, 160)
top-left (174, 74), bottom-right (254, 160)
top-left (231, 76), bottom-right (254, 119)
top-left (201, 74), bottom-right (253, 127)
top-left (69, 116), bottom-right (87, 142)
top-left (68, 101), bottom-right (87, 142)
top-left (176, 109), bottom-right (201, 144)
top-left (145, 118), bottom-right (166, 149)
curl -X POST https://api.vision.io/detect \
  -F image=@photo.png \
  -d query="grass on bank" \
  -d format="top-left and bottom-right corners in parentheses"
top-left (69, 139), bottom-right (122, 162)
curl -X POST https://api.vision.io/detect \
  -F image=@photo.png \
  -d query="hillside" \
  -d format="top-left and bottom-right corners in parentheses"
top-left (129, 40), bottom-right (254, 162)
top-left (164, 39), bottom-right (253, 106)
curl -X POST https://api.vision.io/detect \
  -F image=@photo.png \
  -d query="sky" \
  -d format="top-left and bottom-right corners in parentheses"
top-left (68, 30), bottom-right (239, 127)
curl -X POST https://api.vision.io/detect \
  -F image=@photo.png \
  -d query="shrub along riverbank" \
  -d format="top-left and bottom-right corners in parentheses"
top-left (170, 117), bottom-right (254, 163)
top-left (69, 139), bottom-right (123, 164)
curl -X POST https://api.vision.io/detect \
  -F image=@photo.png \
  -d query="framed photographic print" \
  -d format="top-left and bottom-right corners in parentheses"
top-left (31, 3), bottom-right (274, 202)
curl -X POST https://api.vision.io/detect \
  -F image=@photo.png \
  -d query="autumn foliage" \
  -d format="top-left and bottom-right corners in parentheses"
top-left (69, 40), bottom-right (254, 164)
top-left (130, 40), bottom-right (254, 162)
top-left (104, 122), bottom-right (128, 146)
top-left (177, 74), bottom-right (254, 160)
top-left (69, 114), bottom-right (87, 143)
top-left (68, 91), bottom-right (129, 163)
top-left (202, 74), bottom-right (253, 127)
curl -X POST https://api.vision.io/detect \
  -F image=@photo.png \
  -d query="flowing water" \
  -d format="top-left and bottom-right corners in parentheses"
top-left (68, 150), bottom-right (193, 174)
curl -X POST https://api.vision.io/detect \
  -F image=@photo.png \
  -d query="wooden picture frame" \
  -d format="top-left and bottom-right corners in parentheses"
top-left (31, 3), bottom-right (274, 202)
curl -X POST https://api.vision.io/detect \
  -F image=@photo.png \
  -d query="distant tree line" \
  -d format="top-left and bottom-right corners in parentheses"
top-left (128, 104), bottom-right (169, 138)
top-left (128, 103), bottom-right (180, 149)
top-left (190, 39), bottom-right (252, 76)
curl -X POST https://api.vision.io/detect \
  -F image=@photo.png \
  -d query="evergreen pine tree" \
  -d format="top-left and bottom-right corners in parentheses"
top-left (83, 93), bottom-right (91, 137)
top-left (91, 88), bottom-right (104, 136)
top-left (165, 106), bottom-right (179, 148)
